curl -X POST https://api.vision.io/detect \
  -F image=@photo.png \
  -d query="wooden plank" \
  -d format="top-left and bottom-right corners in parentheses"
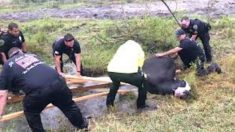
top-left (7, 83), bottom-right (112, 104)
top-left (64, 75), bottom-right (112, 83)
top-left (1, 89), bottom-right (134, 122)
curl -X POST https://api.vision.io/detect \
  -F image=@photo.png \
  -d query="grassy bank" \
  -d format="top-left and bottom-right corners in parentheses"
top-left (1, 15), bottom-right (235, 74)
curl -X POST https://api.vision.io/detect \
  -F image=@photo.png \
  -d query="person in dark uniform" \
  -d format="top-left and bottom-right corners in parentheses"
top-left (180, 16), bottom-right (212, 63)
top-left (143, 56), bottom-right (191, 99)
top-left (0, 38), bottom-right (7, 65)
top-left (0, 47), bottom-right (88, 132)
top-left (156, 29), bottom-right (221, 76)
top-left (52, 33), bottom-right (82, 76)
top-left (0, 23), bottom-right (27, 64)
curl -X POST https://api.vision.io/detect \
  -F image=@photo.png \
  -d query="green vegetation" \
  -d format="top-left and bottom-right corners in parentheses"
top-left (0, 1), bottom-right (235, 132)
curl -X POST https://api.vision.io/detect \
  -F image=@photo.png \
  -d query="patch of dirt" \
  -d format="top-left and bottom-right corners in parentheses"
top-left (0, 0), bottom-right (234, 21)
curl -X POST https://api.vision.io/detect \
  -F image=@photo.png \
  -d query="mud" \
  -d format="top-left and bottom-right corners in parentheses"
top-left (0, 0), bottom-right (234, 21)
top-left (1, 85), bottom-right (141, 131)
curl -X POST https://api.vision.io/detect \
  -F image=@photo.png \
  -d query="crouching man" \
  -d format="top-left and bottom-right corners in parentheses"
top-left (106, 40), bottom-right (147, 109)
top-left (143, 56), bottom-right (191, 98)
top-left (0, 48), bottom-right (87, 132)
top-left (156, 29), bottom-right (221, 76)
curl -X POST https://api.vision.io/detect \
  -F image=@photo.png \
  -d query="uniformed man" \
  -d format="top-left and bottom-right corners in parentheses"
top-left (181, 16), bottom-right (212, 63)
top-left (52, 33), bottom-right (82, 76)
top-left (106, 40), bottom-right (147, 109)
top-left (0, 47), bottom-right (88, 132)
top-left (156, 29), bottom-right (220, 76)
top-left (0, 23), bottom-right (27, 64)
top-left (0, 38), bottom-right (6, 65)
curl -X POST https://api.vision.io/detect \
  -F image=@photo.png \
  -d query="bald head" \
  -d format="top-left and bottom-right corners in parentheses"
top-left (8, 47), bottom-right (23, 58)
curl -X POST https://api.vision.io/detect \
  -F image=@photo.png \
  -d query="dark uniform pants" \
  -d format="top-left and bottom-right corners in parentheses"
top-left (106, 72), bottom-right (147, 108)
top-left (23, 78), bottom-right (87, 132)
top-left (199, 32), bottom-right (212, 62)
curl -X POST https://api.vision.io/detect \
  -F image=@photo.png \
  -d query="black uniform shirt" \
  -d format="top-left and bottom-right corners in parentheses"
top-left (0, 54), bottom-right (60, 94)
top-left (182, 19), bottom-right (209, 37)
top-left (53, 38), bottom-right (81, 57)
top-left (178, 38), bottom-right (204, 67)
top-left (1, 31), bottom-right (25, 58)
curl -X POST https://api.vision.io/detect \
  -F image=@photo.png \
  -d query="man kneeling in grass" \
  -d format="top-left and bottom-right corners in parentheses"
top-left (155, 29), bottom-right (221, 76)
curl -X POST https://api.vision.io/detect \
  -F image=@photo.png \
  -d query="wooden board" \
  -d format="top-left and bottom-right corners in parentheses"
top-left (1, 89), bottom-right (134, 122)
top-left (7, 75), bottom-right (113, 104)
top-left (7, 82), bottom-right (112, 104)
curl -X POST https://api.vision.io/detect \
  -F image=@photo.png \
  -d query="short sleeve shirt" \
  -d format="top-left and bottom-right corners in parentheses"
top-left (53, 38), bottom-right (81, 57)
top-left (1, 31), bottom-right (25, 58)
top-left (178, 38), bottom-right (204, 66)
top-left (182, 19), bottom-right (208, 36)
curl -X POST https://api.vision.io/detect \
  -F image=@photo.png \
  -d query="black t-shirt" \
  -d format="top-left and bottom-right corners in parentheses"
top-left (1, 31), bottom-right (25, 58)
top-left (53, 38), bottom-right (81, 57)
top-left (0, 54), bottom-right (60, 94)
top-left (182, 19), bottom-right (209, 37)
top-left (178, 38), bottom-right (204, 67)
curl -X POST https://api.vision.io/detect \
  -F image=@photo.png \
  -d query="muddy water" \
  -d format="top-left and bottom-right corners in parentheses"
top-left (0, 0), bottom-right (234, 21)
top-left (1, 63), bottom-right (140, 131)
top-left (1, 86), bottom-right (138, 131)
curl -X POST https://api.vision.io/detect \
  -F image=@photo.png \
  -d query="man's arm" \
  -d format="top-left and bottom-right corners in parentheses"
top-left (20, 32), bottom-right (27, 53)
top-left (190, 35), bottom-right (197, 41)
top-left (155, 47), bottom-right (182, 57)
top-left (22, 42), bottom-right (27, 53)
top-left (0, 90), bottom-right (8, 117)
top-left (54, 55), bottom-right (63, 75)
top-left (0, 52), bottom-right (7, 64)
top-left (75, 53), bottom-right (81, 76)
top-left (191, 24), bottom-right (199, 41)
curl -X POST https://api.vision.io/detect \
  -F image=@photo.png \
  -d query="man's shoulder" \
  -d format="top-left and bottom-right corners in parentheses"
top-left (54, 39), bottom-right (65, 48)
top-left (180, 38), bottom-right (193, 46)
top-left (74, 39), bottom-right (80, 46)
top-left (19, 31), bottom-right (24, 36)
top-left (1, 32), bottom-right (11, 40)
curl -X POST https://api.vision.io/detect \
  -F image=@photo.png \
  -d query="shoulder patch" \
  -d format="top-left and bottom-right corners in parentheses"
top-left (54, 51), bottom-right (60, 55)
top-left (19, 36), bottom-right (22, 41)
top-left (9, 61), bottom-right (14, 68)
top-left (193, 25), bottom-right (198, 30)
top-left (0, 39), bottom-right (4, 46)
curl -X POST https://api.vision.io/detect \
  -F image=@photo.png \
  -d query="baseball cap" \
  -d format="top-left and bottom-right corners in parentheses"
top-left (175, 29), bottom-right (186, 36)
top-left (64, 33), bottom-right (74, 41)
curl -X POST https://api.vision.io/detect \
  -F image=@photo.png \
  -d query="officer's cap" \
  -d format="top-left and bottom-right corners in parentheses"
top-left (175, 29), bottom-right (186, 37)
top-left (64, 33), bottom-right (74, 41)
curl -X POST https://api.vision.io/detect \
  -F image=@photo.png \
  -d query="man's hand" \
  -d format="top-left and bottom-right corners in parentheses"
top-left (190, 35), bottom-right (197, 41)
top-left (59, 72), bottom-right (65, 77)
top-left (155, 53), bottom-right (165, 57)
top-left (0, 90), bottom-right (8, 117)
top-left (76, 71), bottom-right (81, 77)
